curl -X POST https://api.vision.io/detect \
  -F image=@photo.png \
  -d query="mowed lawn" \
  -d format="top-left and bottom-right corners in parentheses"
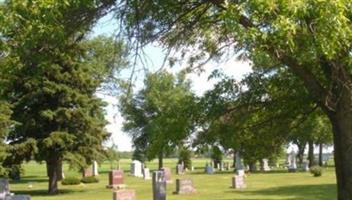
top-left (8, 159), bottom-right (336, 200)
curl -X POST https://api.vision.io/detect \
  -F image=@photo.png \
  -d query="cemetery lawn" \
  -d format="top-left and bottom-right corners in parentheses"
top-left (10, 159), bottom-right (336, 200)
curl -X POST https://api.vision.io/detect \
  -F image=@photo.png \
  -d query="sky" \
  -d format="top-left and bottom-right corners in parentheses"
top-left (91, 14), bottom-right (252, 151)
top-left (91, 12), bottom-right (332, 154)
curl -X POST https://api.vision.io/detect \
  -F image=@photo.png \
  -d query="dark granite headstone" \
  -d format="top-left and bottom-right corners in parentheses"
top-left (109, 170), bottom-right (124, 186)
top-left (152, 171), bottom-right (166, 200)
top-left (5, 195), bottom-right (31, 200)
top-left (232, 175), bottom-right (246, 189)
top-left (160, 167), bottom-right (172, 183)
top-left (175, 179), bottom-right (196, 194)
top-left (113, 190), bottom-right (135, 200)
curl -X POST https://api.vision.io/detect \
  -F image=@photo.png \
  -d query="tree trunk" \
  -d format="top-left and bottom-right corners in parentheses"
top-left (319, 143), bottom-right (323, 167)
top-left (297, 142), bottom-right (306, 166)
top-left (328, 106), bottom-right (352, 200)
top-left (57, 160), bottom-right (63, 181)
top-left (308, 140), bottom-right (315, 167)
top-left (232, 152), bottom-right (236, 169)
top-left (249, 161), bottom-right (257, 172)
top-left (158, 152), bottom-right (163, 169)
top-left (46, 157), bottom-right (60, 194)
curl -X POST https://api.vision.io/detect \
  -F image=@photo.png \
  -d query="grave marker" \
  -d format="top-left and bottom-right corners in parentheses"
top-left (107, 170), bottom-right (125, 188)
top-left (113, 190), bottom-right (136, 200)
top-left (143, 168), bottom-right (151, 180)
top-left (175, 179), bottom-right (196, 194)
top-left (288, 150), bottom-right (297, 172)
top-left (205, 165), bottom-right (214, 174)
top-left (93, 161), bottom-right (99, 176)
top-left (130, 161), bottom-right (143, 177)
top-left (262, 159), bottom-right (271, 171)
top-left (5, 195), bottom-right (31, 200)
top-left (152, 171), bottom-right (166, 200)
top-left (232, 175), bottom-right (246, 189)
top-left (161, 167), bottom-right (172, 183)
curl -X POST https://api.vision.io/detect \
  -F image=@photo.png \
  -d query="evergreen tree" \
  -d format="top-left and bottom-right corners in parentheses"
top-left (0, 0), bottom-right (121, 194)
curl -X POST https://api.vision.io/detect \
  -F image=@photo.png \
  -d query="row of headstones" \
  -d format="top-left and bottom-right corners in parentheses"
top-left (111, 169), bottom-right (196, 200)
top-left (110, 166), bottom-right (248, 200)
top-left (0, 179), bottom-right (31, 200)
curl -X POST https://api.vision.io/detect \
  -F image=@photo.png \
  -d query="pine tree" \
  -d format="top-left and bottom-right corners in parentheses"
top-left (0, 0), bottom-right (120, 194)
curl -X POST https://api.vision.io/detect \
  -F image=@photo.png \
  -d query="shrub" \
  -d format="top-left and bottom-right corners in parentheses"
top-left (81, 176), bottom-right (99, 183)
top-left (310, 166), bottom-right (323, 177)
top-left (62, 177), bottom-right (81, 185)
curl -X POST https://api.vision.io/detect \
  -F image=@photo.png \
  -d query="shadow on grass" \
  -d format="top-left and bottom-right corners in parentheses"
top-left (221, 184), bottom-right (336, 200)
top-left (11, 189), bottom-right (82, 197)
top-left (9, 176), bottom-right (48, 184)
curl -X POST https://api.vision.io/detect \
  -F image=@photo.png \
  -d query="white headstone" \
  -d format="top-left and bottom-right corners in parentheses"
top-left (143, 168), bottom-right (151, 180)
top-left (262, 159), bottom-right (271, 171)
top-left (92, 161), bottom-right (99, 176)
top-left (130, 160), bottom-right (143, 177)
top-left (288, 150), bottom-right (297, 172)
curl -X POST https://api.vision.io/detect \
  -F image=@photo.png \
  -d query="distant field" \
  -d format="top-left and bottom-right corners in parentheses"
top-left (8, 159), bottom-right (336, 200)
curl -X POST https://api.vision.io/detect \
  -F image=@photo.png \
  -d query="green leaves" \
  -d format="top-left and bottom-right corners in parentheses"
top-left (120, 70), bottom-right (196, 162)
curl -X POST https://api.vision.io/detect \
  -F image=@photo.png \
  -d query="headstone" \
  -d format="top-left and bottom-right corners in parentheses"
top-left (152, 171), bottom-right (166, 200)
top-left (5, 195), bottom-right (31, 200)
top-left (232, 175), bottom-right (246, 189)
top-left (262, 159), bottom-right (271, 171)
top-left (161, 167), bottom-right (172, 183)
top-left (113, 190), bottom-right (136, 200)
top-left (143, 168), bottom-right (151, 180)
top-left (0, 179), bottom-right (10, 200)
top-left (176, 164), bottom-right (184, 175)
top-left (236, 169), bottom-right (245, 176)
top-left (93, 161), bottom-right (99, 176)
top-left (83, 168), bottom-right (93, 177)
top-left (130, 160), bottom-right (143, 177)
top-left (108, 170), bottom-right (124, 188)
top-left (175, 179), bottom-right (196, 194)
top-left (288, 150), bottom-right (297, 172)
top-left (302, 161), bottom-right (309, 172)
top-left (205, 165), bottom-right (214, 174)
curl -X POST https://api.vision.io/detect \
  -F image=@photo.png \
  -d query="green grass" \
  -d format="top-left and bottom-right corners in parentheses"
top-left (8, 159), bottom-right (336, 200)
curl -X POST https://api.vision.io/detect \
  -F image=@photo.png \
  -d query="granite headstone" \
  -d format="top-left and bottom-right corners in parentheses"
top-left (152, 171), bottom-right (166, 200)
top-left (113, 190), bottom-right (136, 200)
top-left (175, 179), bottom-right (196, 194)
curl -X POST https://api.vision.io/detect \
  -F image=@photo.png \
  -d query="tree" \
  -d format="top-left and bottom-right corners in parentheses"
top-left (116, 1), bottom-right (352, 198)
top-left (104, 144), bottom-right (120, 170)
top-left (197, 69), bottom-right (314, 171)
top-left (120, 70), bottom-right (196, 169)
top-left (0, 0), bottom-right (120, 194)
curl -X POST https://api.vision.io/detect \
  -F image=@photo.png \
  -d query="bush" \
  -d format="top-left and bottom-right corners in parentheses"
top-left (310, 166), bottom-right (323, 177)
top-left (81, 176), bottom-right (99, 183)
top-left (62, 177), bottom-right (81, 185)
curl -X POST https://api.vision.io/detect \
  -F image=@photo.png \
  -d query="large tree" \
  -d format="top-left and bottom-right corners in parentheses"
top-left (116, 1), bottom-right (352, 198)
top-left (0, 0), bottom-right (120, 194)
top-left (120, 71), bottom-right (196, 169)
